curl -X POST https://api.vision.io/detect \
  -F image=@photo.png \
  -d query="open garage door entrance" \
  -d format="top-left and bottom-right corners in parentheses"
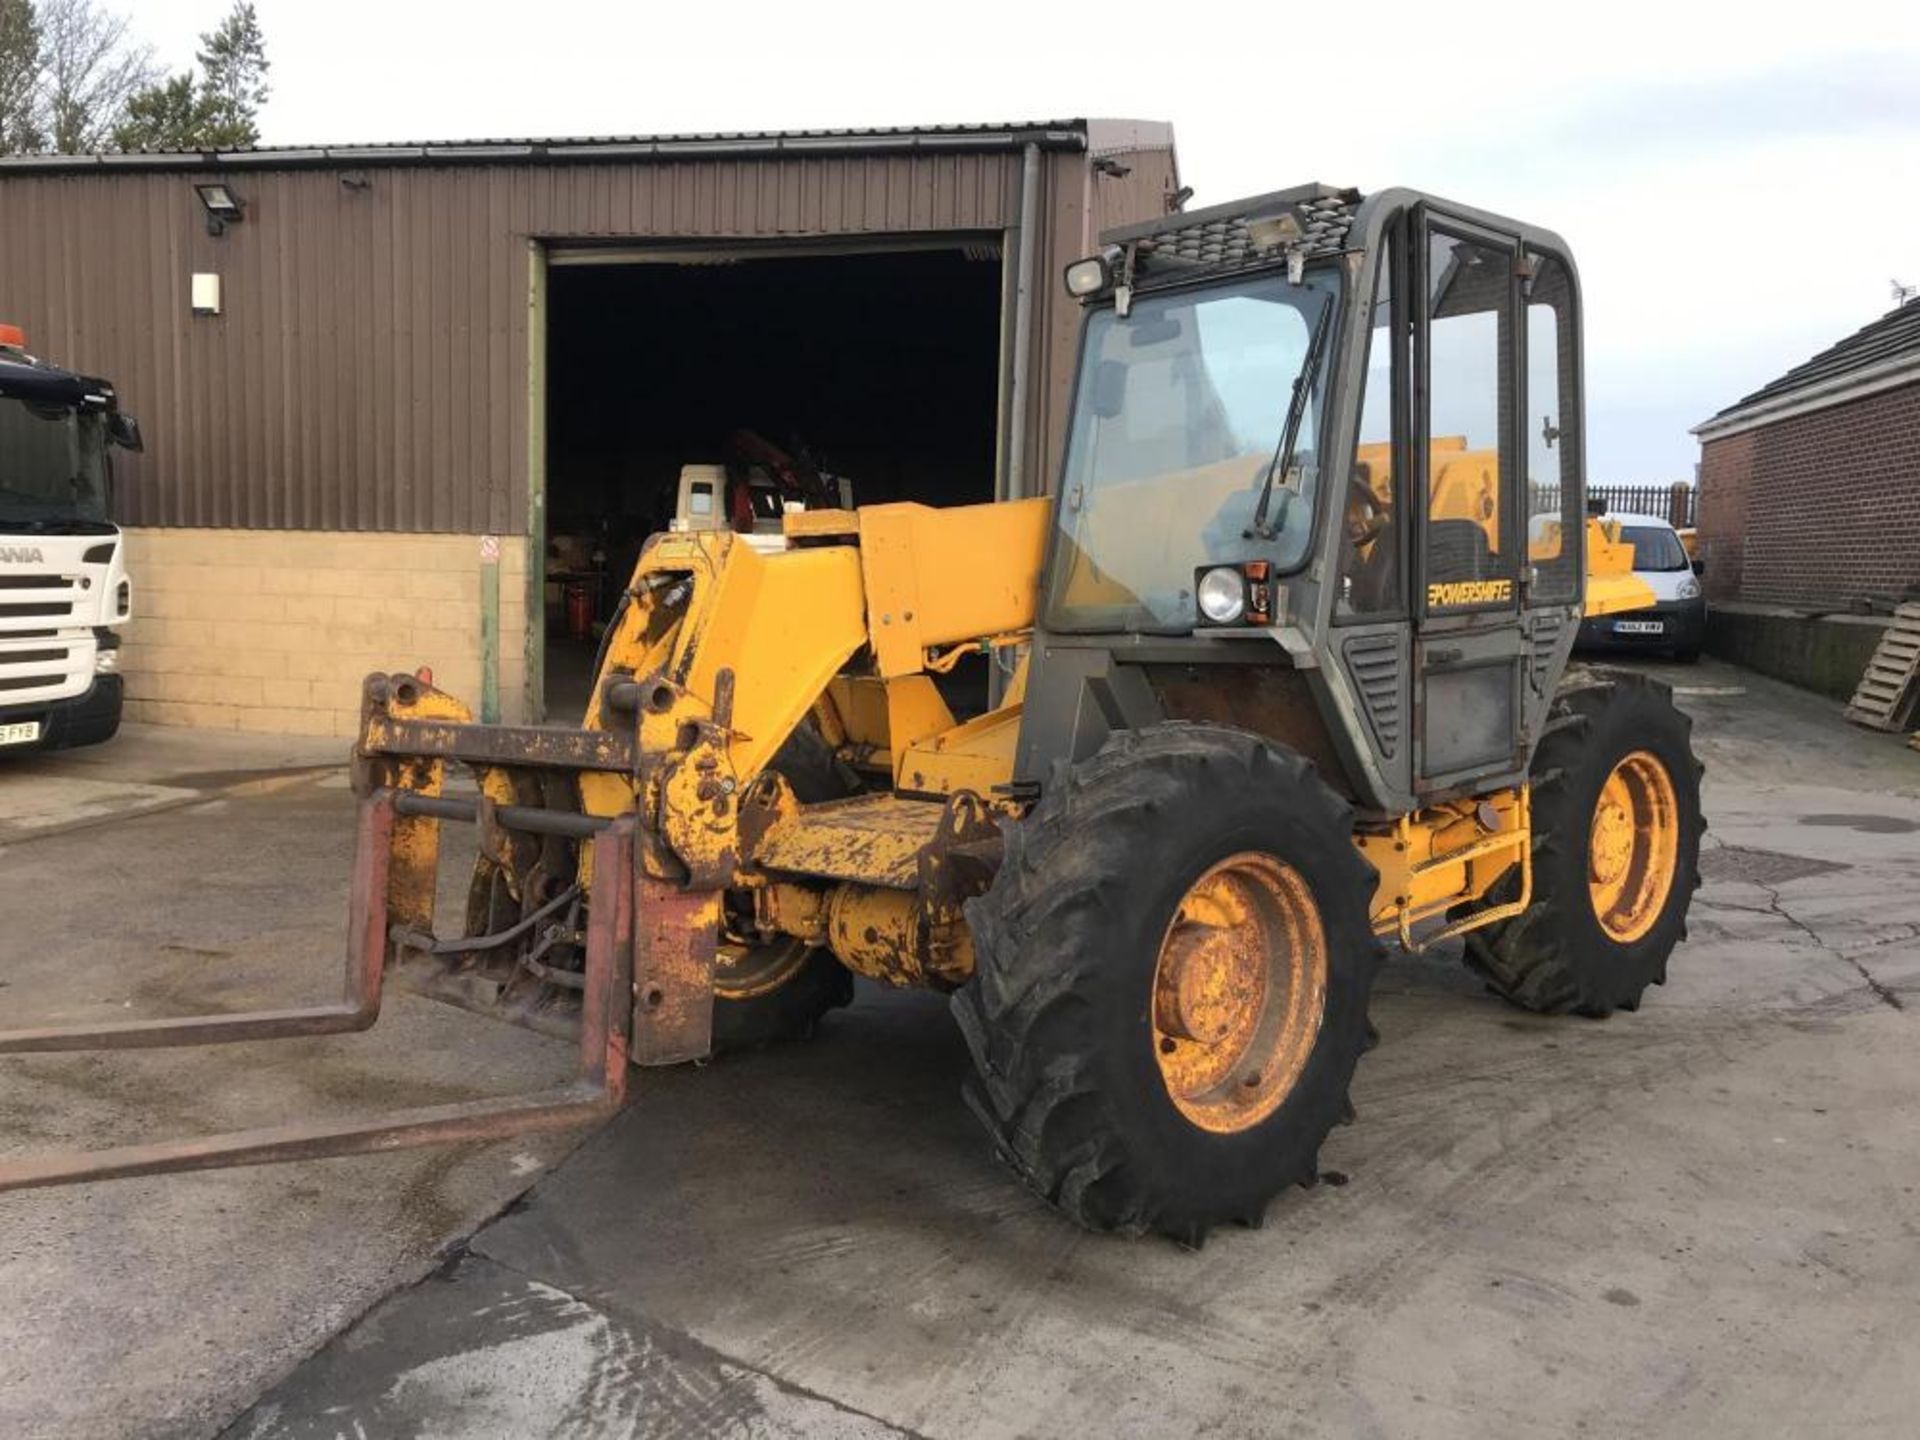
top-left (540, 241), bottom-right (1008, 720)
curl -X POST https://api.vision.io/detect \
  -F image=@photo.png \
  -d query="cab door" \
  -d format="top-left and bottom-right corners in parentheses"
top-left (1412, 213), bottom-right (1527, 794)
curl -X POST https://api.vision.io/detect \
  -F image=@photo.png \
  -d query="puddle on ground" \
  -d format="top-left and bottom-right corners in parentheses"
top-left (1800, 813), bottom-right (1918, 836)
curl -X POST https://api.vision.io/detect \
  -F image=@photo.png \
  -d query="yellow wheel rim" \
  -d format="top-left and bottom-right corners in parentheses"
top-left (1151, 853), bottom-right (1328, 1135)
top-left (1588, 750), bottom-right (1680, 944)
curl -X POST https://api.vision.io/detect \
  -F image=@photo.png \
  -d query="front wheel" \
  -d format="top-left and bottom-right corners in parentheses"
top-left (954, 724), bottom-right (1380, 1243)
top-left (708, 723), bottom-right (858, 1047)
top-left (1463, 669), bottom-right (1704, 1016)
top-left (710, 936), bottom-right (852, 1049)
top-left (464, 723), bottom-right (856, 1051)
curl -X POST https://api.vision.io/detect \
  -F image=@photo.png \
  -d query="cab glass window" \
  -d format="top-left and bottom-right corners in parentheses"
top-left (1046, 269), bottom-right (1340, 633)
top-left (1525, 251), bottom-right (1581, 600)
top-left (1339, 235), bottom-right (1399, 617)
top-left (1424, 229), bottom-right (1516, 611)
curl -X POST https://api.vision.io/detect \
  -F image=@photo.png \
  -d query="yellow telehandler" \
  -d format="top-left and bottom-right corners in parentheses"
top-left (0, 185), bottom-right (1701, 1241)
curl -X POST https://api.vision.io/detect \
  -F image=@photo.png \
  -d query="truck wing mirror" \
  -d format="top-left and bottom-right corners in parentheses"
top-left (108, 412), bottom-right (144, 452)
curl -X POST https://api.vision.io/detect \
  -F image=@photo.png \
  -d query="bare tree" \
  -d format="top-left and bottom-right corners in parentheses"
top-left (35, 0), bottom-right (156, 153)
top-left (0, 0), bottom-right (41, 153)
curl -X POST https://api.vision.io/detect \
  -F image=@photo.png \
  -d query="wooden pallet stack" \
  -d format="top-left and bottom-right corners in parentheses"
top-left (1845, 602), bottom-right (1920, 740)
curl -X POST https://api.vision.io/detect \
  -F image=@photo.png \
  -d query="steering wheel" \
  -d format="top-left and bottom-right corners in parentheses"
top-left (1345, 468), bottom-right (1391, 549)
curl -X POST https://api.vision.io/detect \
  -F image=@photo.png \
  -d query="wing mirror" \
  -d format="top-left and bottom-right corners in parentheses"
top-left (108, 412), bottom-right (144, 452)
top-left (1691, 557), bottom-right (1705, 577)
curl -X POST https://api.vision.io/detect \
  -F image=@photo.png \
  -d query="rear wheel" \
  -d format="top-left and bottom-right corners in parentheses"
top-left (955, 724), bottom-right (1380, 1242)
top-left (1463, 669), bottom-right (1703, 1016)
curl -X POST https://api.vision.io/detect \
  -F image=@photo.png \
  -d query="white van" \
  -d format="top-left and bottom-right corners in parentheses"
top-left (1575, 510), bottom-right (1707, 661)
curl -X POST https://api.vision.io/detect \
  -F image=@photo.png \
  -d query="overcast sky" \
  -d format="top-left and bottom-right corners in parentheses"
top-left (131, 0), bottom-right (1920, 483)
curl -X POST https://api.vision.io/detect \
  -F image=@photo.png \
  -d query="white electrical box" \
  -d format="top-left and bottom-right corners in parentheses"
top-left (191, 273), bottom-right (222, 315)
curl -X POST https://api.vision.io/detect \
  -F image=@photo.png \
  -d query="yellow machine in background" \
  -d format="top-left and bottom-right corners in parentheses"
top-left (1351, 437), bottom-right (1652, 618)
top-left (1, 184), bottom-right (1702, 1246)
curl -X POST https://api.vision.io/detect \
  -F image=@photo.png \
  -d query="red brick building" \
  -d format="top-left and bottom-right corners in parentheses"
top-left (1694, 297), bottom-right (1920, 611)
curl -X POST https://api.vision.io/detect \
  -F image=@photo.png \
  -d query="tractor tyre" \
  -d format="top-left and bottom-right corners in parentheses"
top-left (712, 722), bottom-right (857, 1050)
top-left (1462, 669), bottom-right (1703, 1016)
top-left (954, 723), bottom-right (1381, 1243)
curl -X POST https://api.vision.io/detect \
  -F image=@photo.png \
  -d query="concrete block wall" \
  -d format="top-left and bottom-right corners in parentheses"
top-left (1706, 604), bottom-right (1890, 702)
top-left (119, 530), bottom-right (531, 737)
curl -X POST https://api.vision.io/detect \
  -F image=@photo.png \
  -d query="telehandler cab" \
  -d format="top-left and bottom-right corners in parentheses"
top-left (0, 185), bottom-right (1702, 1241)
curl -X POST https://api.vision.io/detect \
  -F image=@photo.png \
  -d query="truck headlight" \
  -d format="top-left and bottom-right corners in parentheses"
top-left (1196, 566), bottom-right (1247, 624)
top-left (1676, 576), bottom-right (1701, 600)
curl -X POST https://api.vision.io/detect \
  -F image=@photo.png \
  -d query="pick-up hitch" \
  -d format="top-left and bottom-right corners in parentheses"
top-left (0, 791), bottom-right (635, 1194)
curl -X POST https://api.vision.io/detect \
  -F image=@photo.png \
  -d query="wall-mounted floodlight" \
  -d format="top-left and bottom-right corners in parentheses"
top-left (194, 182), bottom-right (245, 236)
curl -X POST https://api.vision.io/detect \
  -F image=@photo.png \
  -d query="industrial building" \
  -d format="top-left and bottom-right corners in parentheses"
top-left (0, 119), bottom-right (1178, 733)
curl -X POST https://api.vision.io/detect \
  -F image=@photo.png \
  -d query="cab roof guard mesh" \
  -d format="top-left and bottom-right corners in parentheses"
top-left (1103, 183), bottom-right (1364, 286)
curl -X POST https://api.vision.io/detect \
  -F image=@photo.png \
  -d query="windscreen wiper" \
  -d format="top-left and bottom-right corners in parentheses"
top-left (1245, 293), bottom-right (1337, 542)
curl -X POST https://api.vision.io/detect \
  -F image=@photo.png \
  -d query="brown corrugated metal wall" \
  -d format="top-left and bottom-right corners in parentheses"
top-left (0, 141), bottom-right (1173, 534)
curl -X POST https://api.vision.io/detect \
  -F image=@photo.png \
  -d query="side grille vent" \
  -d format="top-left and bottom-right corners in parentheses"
top-left (1529, 611), bottom-right (1567, 694)
top-left (1342, 633), bottom-right (1401, 759)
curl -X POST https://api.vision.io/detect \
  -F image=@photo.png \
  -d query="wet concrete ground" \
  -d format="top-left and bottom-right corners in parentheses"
top-left (1, 746), bottom-right (583, 1439)
top-left (6, 661), bottom-right (1919, 1437)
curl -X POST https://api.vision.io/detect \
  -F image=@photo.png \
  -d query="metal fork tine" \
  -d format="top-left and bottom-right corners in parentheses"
top-left (0, 1004), bottom-right (375, 1054)
top-left (0, 1087), bottom-right (619, 1193)
top-left (0, 810), bottom-right (635, 1194)
top-left (0, 790), bottom-right (396, 1055)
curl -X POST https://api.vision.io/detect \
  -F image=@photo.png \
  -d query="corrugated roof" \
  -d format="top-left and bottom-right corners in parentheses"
top-left (0, 119), bottom-right (1174, 173)
top-left (1714, 296), bottom-right (1920, 421)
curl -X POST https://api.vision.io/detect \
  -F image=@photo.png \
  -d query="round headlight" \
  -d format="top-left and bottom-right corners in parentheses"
top-left (1197, 566), bottom-right (1247, 624)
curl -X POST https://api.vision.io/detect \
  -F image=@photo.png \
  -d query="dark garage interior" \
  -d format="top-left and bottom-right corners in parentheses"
top-left (542, 245), bottom-right (1006, 716)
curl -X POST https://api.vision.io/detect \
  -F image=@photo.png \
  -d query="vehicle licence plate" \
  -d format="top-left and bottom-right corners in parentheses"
top-left (0, 720), bottom-right (42, 746)
top-left (1614, 619), bottom-right (1664, 635)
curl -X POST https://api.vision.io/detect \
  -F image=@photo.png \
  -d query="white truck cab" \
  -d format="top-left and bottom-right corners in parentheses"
top-left (0, 324), bottom-right (142, 753)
